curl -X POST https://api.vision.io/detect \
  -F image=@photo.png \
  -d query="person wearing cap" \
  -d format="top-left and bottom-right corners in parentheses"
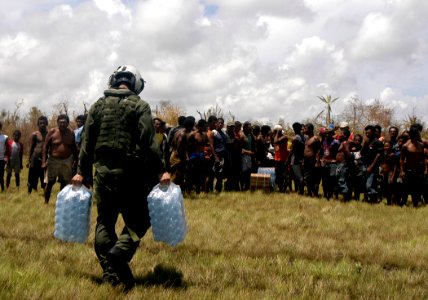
top-left (337, 121), bottom-right (353, 141)
top-left (273, 125), bottom-right (290, 193)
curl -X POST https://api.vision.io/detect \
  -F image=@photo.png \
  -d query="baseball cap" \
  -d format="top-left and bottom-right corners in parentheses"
top-left (339, 121), bottom-right (349, 129)
top-left (273, 124), bottom-right (283, 131)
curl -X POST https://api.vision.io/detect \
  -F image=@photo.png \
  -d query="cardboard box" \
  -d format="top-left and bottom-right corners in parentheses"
top-left (250, 173), bottom-right (271, 193)
top-left (257, 167), bottom-right (276, 188)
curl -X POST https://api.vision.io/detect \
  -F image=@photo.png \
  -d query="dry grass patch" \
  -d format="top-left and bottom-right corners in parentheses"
top-left (1, 180), bottom-right (428, 298)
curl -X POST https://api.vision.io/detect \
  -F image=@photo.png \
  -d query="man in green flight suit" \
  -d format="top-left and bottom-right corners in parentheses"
top-left (72, 65), bottom-right (170, 290)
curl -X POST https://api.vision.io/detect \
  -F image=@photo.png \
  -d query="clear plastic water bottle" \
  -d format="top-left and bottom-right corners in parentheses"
top-left (54, 184), bottom-right (92, 243)
top-left (147, 182), bottom-right (187, 247)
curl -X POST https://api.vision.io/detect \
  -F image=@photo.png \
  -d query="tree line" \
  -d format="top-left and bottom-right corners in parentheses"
top-left (1, 96), bottom-right (426, 156)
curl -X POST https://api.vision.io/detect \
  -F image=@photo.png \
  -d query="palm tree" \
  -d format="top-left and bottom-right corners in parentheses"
top-left (317, 95), bottom-right (339, 125)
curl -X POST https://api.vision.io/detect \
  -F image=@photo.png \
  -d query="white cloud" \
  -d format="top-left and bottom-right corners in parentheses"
top-left (379, 87), bottom-right (408, 109)
top-left (351, 13), bottom-right (404, 60)
top-left (0, 33), bottom-right (39, 61)
top-left (0, 0), bottom-right (427, 126)
top-left (48, 4), bottom-right (73, 21)
top-left (93, 0), bottom-right (130, 18)
top-left (209, 0), bottom-right (313, 20)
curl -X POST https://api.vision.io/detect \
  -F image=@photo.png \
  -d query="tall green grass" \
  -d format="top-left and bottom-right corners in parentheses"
top-left (1, 177), bottom-right (428, 299)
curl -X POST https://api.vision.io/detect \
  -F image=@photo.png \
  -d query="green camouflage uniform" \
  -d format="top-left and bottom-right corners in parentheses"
top-left (77, 88), bottom-right (162, 279)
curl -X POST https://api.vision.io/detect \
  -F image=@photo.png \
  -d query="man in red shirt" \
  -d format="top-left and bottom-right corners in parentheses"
top-left (273, 125), bottom-right (289, 193)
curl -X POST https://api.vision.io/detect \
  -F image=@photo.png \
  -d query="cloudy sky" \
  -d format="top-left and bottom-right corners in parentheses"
top-left (1, 0), bottom-right (428, 125)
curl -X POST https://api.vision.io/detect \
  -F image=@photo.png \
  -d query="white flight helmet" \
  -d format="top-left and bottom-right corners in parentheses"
top-left (108, 65), bottom-right (145, 94)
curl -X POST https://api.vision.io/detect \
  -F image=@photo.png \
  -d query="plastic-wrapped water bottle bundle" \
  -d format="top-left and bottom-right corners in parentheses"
top-left (54, 184), bottom-right (92, 243)
top-left (258, 167), bottom-right (276, 188)
top-left (147, 182), bottom-right (187, 247)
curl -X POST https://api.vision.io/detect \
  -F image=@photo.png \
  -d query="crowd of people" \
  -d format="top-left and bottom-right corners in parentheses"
top-left (1, 114), bottom-right (427, 208)
top-left (0, 114), bottom-right (84, 203)
top-left (0, 115), bottom-right (428, 206)
top-left (156, 117), bottom-right (428, 207)
top-left (0, 64), bottom-right (427, 291)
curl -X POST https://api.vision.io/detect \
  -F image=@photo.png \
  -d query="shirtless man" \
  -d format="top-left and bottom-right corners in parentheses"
top-left (27, 116), bottom-right (48, 194)
top-left (399, 124), bottom-right (425, 207)
top-left (335, 130), bottom-right (352, 201)
top-left (42, 114), bottom-right (78, 204)
top-left (187, 119), bottom-right (208, 194)
top-left (290, 122), bottom-right (305, 195)
top-left (303, 123), bottom-right (321, 197)
top-left (169, 117), bottom-right (195, 193)
top-left (320, 126), bottom-right (340, 200)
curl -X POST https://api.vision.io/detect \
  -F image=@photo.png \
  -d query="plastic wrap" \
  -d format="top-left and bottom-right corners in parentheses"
top-left (258, 167), bottom-right (276, 188)
top-left (54, 184), bottom-right (92, 243)
top-left (147, 182), bottom-right (187, 247)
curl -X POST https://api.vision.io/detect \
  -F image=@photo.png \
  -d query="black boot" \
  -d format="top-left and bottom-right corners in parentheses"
top-left (106, 249), bottom-right (135, 290)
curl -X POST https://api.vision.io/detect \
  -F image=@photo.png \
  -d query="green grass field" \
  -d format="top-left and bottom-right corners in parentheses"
top-left (1, 176), bottom-right (428, 299)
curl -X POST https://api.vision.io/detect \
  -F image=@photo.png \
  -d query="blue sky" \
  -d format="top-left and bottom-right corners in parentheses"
top-left (1, 0), bottom-right (427, 126)
top-left (203, 4), bottom-right (218, 16)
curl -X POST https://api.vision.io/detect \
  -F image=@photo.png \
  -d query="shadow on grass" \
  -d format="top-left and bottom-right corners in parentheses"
top-left (136, 263), bottom-right (186, 288)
